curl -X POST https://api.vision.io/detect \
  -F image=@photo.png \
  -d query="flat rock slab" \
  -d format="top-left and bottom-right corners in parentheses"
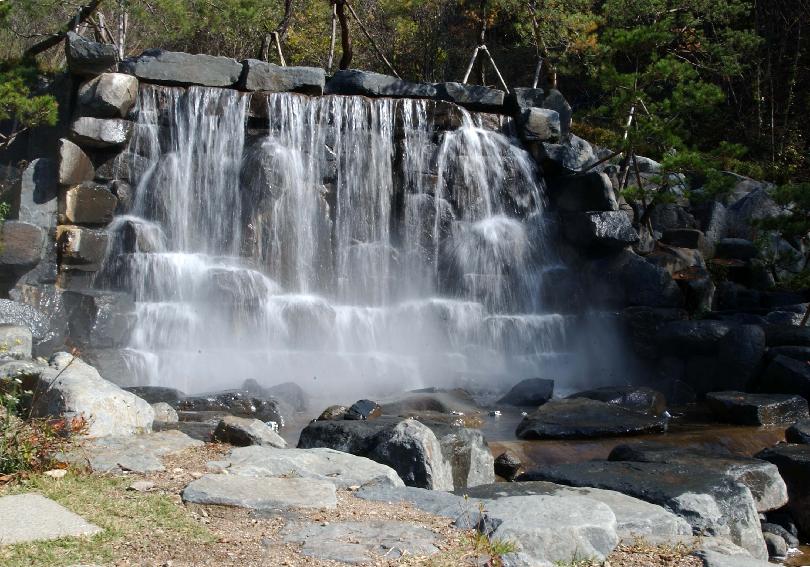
top-left (706, 391), bottom-right (809, 425)
top-left (694, 549), bottom-right (773, 567)
top-left (182, 474), bottom-right (336, 510)
top-left (281, 520), bottom-right (438, 563)
top-left (68, 430), bottom-right (202, 473)
top-left (516, 398), bottom-right (667, 440)
top-left (355, 483), bottom-right (476, 520)
top-left (0, 494), bottom-right (101, 544)
top-left (225, 445), bottom-right (404, 488)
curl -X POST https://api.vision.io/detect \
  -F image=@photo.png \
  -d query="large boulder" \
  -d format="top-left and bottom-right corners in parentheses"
top-left (786, 420), bottom-right (810, 444)
top-left (77, 73), bottom-right (139, 118)
top-left (65, 31), bottom-right (117, 77)
top-left (530, 134), bottom-right (597, 173)
top-left (57, 139), bottom-right (95, 186)
top-left (70, 117), bottom-right (132, 148)
top-left (567, 386), bottom-right (666, 415)
top-left (543, 89), bottom-right (573, 138)
top-left (621, 306), bottom-right (688, 360)
top-left (59, 182), bottom-right (118, 225)
top-left (120, 49), bottom-right (242, 87)
top-left (505, 87), bottom-right (546, 113)
top-left (608, 443), bottom-right (788, 513)
top-left (425, 422), bottom-right (495, 489)
top-left (591, 250), bottom-right (683, 308)
top-left (497, 378), bottom-right (554, 407)
top-left (0, 326), bottom-right (32, 360)
top-left (756, 444), bottom-right (810, 536)
top-left (515, 398), bottom-right (667, 440)
top-left (57, 226), bottom-right (108, 268)
top-left (0, 221), bottom-right (44, 286)
top-left (657, 320), bottom-right (732, 355)
top-left (325, 69), bottom-right (436, 98)
top-left (28, 353), bottom-right (154, 437)
top-left (760, 354), bottom-right (810, 399)
top-left (726, 187), bottom-right (783, 241)
top-left (517, 108), bottom-right (560, 142)
top-left (178, 391), bottom-right (286, 426)
top-left (434, 82), bottom-right (505, 112)
top-left (17, 158), bottom-right (58, 229)
top-left (706, 391), bottom-right (809, 426)
top-left (238, 60), bottom-right (325, 94)
top-left (212, 415), bottom-right (287, 448)
top-left (0, 298), bottom-right (65, 356)
top-left (549, 172), bottom-right (618, 213)
top-left (520, 460), bottom-right (768, 559)
top-left (561, 211), bottom-right (639, 251)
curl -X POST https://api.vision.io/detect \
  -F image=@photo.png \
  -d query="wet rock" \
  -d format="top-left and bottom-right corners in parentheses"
top-left (238, 60), bottom-right (325, 94)
top-left (57, 139), bottom-right (95, 186)
top-left (530, 134), bottom-right (597, 173)
top-left (317, 405), bottom-right (347, 420)
top-left (427, 422), bottom-right (495, 489)
top-left (621, 306), bottom-right (688, 360)
top-left (435, 82), bottom-right (505, 112)
top-left (549, 172), bottom-right (618, 213)
top-left (60, 182), bottom-right (117, 225)
top-left (70, 117), bottom-right (132, 148)
top-left (177, 391), bottom-right (285, 426)
top-left (518, 107), bottom-right (560, 142)
top-left (325, 69), bottom-right (436, 98)
top-left (57, 226), bottom-right (108, 267)
top-left (0, 221), bottom-right (44, 285)
top-left (494, 451), bottom-right (522, 481)
top-left (763, 531), bottom-right (787, 559)
top-left (662, 229), bottom-right (706, 250)
top-left (520, 460), bottom-right (767, 559)
top-left (516, 398), bottom-right (667, 440)
top-left (65, 31), bottom-right (117, 77)
top-left (18, 158), bottom-right (58, 229)
top-left (77, 73), bottom-right (139, 118)
top-left (182, 475), bottom-right (336, 510)
top-left (345, 399), bottom-right (382, 420)
top-left (562, 211), bottom-right (639, 251)
top-left (760, 355), bottom-right (810, 399)
top-left (756, 444), bottom-right (810, 536)
top-left (120, 49), bottom-right (242, 87)
top-left (123, 386), bottom-right (185, 404)
top-left (242, 380), bottom-right (308, 412)
top-left (380, 388), bottom-right (481, 416)
top-left (0, 298), bottom-right (64, 356)
top-left (212, 415), bottom-right (287, 448)
top-left (765, 325), bottom-right (810, 347)
top-left (760, 522), bottom-right (799, 548)
top-left (608, 442), bottom-right (789, 513)
top-left (707, 391), bottom-right (809, 426)
top-left (151, 402), bottom-right (178, 423)
top-left (786, 419), bottom-right (810, 443)
top-left (497, 378), bottom-right (554, 407)
top-left (567, 386), bottom-right (666, 415)
top-left (61, 290), bottom-right (134, 349)
top-left (657, 320), bottom-right (732, 355)
top-left (29, 353), bottom-right (153, 438)
top-left (281, 519), bottom-right (438, 563)
top-left (0, 326), bottom-right (32, 360)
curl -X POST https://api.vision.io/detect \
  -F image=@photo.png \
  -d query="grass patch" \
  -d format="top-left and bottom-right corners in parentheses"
top-left (0, 472), bottom-right (214, 567)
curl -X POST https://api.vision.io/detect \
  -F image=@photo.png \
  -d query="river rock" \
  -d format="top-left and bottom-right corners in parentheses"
top-left (756, 444), bottom-right (810, 536)
top-left (608, 442), bottom-right (788, 513)
top-left (121, 49), bottom-right (242, 87)
top-left (60, 182), bottom-right (117, 225)
top-left (515, 398), bottom-right (667, 440)
top-left (567, 386), bottom-right (667, 415)
top-left (760, 354), bottom-right (810, 399)
top-left (28, 352), bottom-right (153, 437)
top-left (494, 451), bottom-right (522, 481)
top-left (78, 73), bottom-right (139, 118)
top-left (226, 445), bottom-right (404, 489)
top-left (763, 531), bottom-right (787, 559)
top-left (518, 107), bottom-right (560, 142)
top-left (151, 402), bottom-right (178, 423)
top-left (761, 522), bottom-right (799, 548)
top-left (497, 378), bottom-right (554, 407)
top-left (325, 69), bottom-right (436, 98)
top-left (65, 32), bottom-right (117, 77)
top-left (238, 60), bottom-right (325, 94)
top-left (520, 460), bottom-right (767, 559)
top-left (212, 415), bottom-right (287, 448)
top-left (345, 399), bottom-right (382, 420)
top-left (549, 171), bottom-right (618, 213)
top-left (182, 475), bottom-right (336, 510)
top-left (0, 325), bottom-right (32, 360)
top-left (317, 404), bottom-right (347, 420)
top-left (786, 419), bottom-right (810, 443)
top-left (18, 158), bottom-right (58, 229)
top-left (177, 391), bottom-right (285, 426)
top-left (70, 117), bottom-right (132, 148)
top-left (562, 211), bottom-right (639, 251)
top-left (707, 391), bottom-right (809, 425)
top-left (57, 139), bottom-right (95, 186)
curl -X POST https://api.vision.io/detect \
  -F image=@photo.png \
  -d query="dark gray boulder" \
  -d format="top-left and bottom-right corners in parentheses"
top-left (621, 306), bottom-right (688, 360)
top-left (714, 324), bottom-right (766, 392)
top-left (657, 320), bottom-right (732, 355)
top-left (543, 89), bottom-right (572, 138)
top-left (494, 451), bottom-right (522, 481)
top-left (504, 87), bottom-right (545, 113)
top-left (434, 82), bottom-right (505, 112)
top-left (59, 182), bottom-right (118, 225)
top-left (662, 228), bottom-right (706, 250)
top-left (345, 399), bottom-right (382, 420)
top-left (760, 355), bottom-right (810, 399)
top-left (756, 444), bottom-right (810, 536)
top-left (65, 31), bottom-right (117, 77)
top-left (325, 69), bottom-right (436, 98)
top-left (765, 325), bottom-right (810, 347)
top-left (497, 378), bottom-right (554, 407)
top-left (715, 238), bottom-right (758, 261)
top-left (515, 398), bottom-right (667, 440)
top-left (519, 460), bottom-right (767, 559)
top-left (561, 211), bottom-right (639, 251)
top-left (120, 49), bottom-right (242, 87)
top-left (707, 391), bottom-right (809, 426)
top-left (567, 386), bottom-right (666, 415)
top-left (786, 419), bottom-right (810, 444)
top-left (0, 221), bottom-right (44, 288)
top-left (177, 391), bottom-right (286, 426)
top-left (549, 172), bottom-right (618, 213)
top-left (529, 134), bottom-right (597, 173)
top-left (517, 107), bottom-right (560, 142)
top-left (212, 415), bottom-right (287, 448)
top-left (590, 250), bottom-right (684, 308)
top-left (239, 60), bottom-right (324, 94)
top-left (608, 442), bottom-right (788, 513)
top-left (57, 139), bottom-right (95, 186)
top-left (17, 158), bottom-right (58, 229)
top-left (763, 531), bottom-right (787, 559)
top-left (77, 73), bottom-right (139, 118)
top-left (123, 386), bottom-right (185, 405)
top-left (424, 422), bottom-right (495, 489)
top-left (760, 522), bottom-right (799, 549)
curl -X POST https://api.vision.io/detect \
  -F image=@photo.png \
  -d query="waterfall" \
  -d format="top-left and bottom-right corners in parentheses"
top-left (108, 85), bottom-right (571, 398)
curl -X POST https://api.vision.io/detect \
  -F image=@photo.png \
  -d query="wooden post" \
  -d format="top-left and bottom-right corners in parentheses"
top-left (462, 47), bottom-right (481, 84)
top-left (532, 57), bottom-right (543, 89)
top-left (480, 45), bottom-right (509, 92)
top-left (327, 1), bottom-right (337, 72)
top-left (273, 31), bottom-right (287, 66)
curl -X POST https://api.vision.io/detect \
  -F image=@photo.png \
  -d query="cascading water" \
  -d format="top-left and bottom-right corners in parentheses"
top-left (106, 84), bottom-right (574, 399)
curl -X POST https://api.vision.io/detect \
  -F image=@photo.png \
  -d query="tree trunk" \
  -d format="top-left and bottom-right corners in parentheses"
top-left (335, 0), bottom-right (353, 70)
top-left (23, 0), bottom-right (106, 59)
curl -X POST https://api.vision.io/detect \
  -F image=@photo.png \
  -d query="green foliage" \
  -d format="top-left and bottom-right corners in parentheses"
top-left (0, 62), bottom-right (58, 150)
top-left (758, 182), bottom-right (810, 239)
top-left (0, 201), bottom-right (10, 222)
